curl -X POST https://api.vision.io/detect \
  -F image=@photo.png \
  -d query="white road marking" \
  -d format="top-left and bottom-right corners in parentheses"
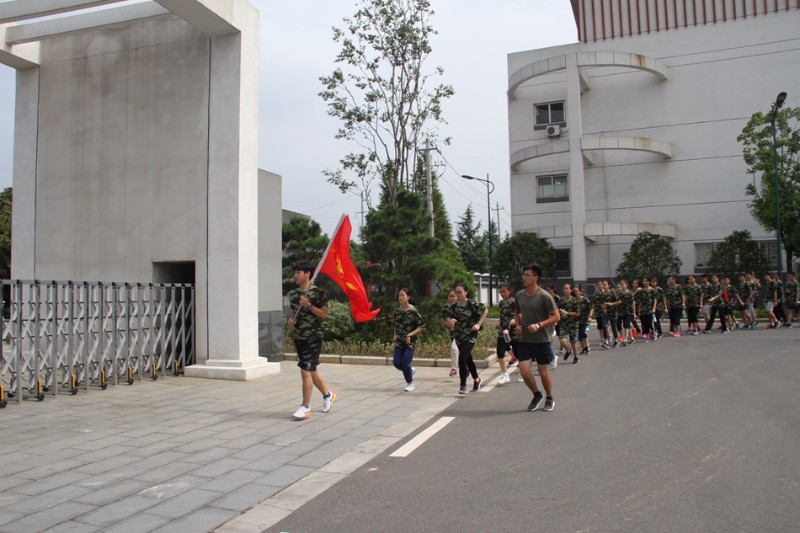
top-left (389, 416), bottom-right (455, 458)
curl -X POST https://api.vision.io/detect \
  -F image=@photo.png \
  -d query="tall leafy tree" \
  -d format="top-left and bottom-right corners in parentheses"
top-left (360, 189), bottom-right (470, 319)
top-left (708, 230), bottom-right (769, 280)
top-left (615, 232), bottom-right (682, 283)
top-left (491, 232), bottom-right (555, 292)
top-left (319, 0), bottom-right (454, 208)
top-left (738, 105), bottom-right (800, 271)
top-left (0, 187), bottom-right (11, 279)
top-left (454, 205), bottom-right (487, 273)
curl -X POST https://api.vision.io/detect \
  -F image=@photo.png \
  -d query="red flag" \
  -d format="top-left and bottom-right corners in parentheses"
top-left (315, 215), bottom-right (380, 322)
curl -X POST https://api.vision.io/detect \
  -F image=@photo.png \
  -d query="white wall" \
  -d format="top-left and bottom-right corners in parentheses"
top-left (508, 10), bottom-right (800, 279)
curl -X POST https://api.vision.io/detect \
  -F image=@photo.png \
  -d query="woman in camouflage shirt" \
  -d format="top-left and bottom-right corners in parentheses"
top-left (445, 282), bottom-right (488, 395)
top-left (393, 288), bottom-right (425, 392)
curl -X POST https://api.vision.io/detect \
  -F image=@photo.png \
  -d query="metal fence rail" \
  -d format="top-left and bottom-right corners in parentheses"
top-left (0, 280), bottom-right (194, 407)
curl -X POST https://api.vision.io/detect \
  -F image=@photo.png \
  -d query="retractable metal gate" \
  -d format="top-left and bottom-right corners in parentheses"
top-left (0, 280), bottom-right (194, 407)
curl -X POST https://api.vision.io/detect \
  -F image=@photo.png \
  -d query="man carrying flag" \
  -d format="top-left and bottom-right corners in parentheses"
top-left (286, 214), bottom-right (378, 420)
top-left (287, 261), bottom-right (335, 420)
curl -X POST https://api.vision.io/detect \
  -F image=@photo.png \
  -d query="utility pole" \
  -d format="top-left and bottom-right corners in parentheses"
top-left (492, 202), bottom-right (504, 240)
top-left (419, 139), bottom-right (437, 237)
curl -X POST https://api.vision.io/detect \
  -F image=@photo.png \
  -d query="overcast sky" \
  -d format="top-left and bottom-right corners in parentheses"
top-left (0, 0), bottom-right (578, 238)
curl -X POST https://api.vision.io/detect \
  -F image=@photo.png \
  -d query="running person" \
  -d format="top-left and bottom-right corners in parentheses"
top-left (446, 283), bottom-right (487, 395)
top-left (496, 283), bottom-right (519, 385)
top-left (635, 278), bottom-right (657, 342)
top-left (514, 264), bottom-right (560, 412)
top-left (573, 284), bottom-right (593, 355)
top-left (617, 280), bottom-right (635, 344)
top-left (559, 284), bottom-right (581, 364)
top-left (651, 278), bottom-right (666, 338)
top-left (440, 289), bottom-right (459, 377)
top-left (392, 288), bottom-right (425, 392)
top-left (683, 275), bottom-right (702, 335)
top-left (287, 261), bottom-right (335, 420)
top-left (665, 276), bottom-right (684, 337)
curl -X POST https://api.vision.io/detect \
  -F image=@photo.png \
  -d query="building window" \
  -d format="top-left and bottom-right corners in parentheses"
top-left (555, 249), bottom-right (571, 278)
top-left (694, 243), bottom-right (716, 273)
top-left (535, 101), bottom-right (565, 128)
top-left (537, 175), bottom-right (568, 203)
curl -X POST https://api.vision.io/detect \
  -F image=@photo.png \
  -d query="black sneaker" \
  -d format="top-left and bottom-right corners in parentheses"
top-left (528, 392), bottom-right (544, 411)
top-left (563, 350), bottom-right (572, 361)
top-left (543, 397), bottom-right (555, 411)
top-left (473, 378), bottom-right (482, 392)
top-left (573, 356), bottom-right (580, 364)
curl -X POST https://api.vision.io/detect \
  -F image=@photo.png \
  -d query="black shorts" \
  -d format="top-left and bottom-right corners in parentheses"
top-left (596, 315), bottom-right (607, 331)
top-left (516, 342), bottom-right (555, 366)
top-left (294, 337), bottom-right (322, 371)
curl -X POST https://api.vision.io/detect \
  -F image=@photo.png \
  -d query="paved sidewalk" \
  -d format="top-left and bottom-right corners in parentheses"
top-left (0, 360), bottom-right (496, 533)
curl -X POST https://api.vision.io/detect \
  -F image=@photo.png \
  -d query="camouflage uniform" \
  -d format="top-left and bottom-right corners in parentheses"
top-left (618, 290), bottom-right (634, 319)
top-left (684, 283), bottom-right (702, 329)
top-left (665, 284), bottom-right (683, 309)
top-left (393, 304), bottom-right (425, 385)
top-left (447, 299), bottom-right (486, 388)
top-left (497, 296), bottom-right (519, 360)
top-left (574, 295), bottom-right (592, 341)
top-left (559, 296), bottom-right (580, 340)
top-left (635, 287), bottom-right (657, 337)
top-left (652, 285), bottom-right (665, 335)
top-left (785, 279), bottom-right (799, 309)
top-left (393, 305), bottom-right (424, 349)
top-left (447, 300), bottom-right (486, 345)
top-left (288, 284), bottom-right (328, 370)
top-left (665, 283), bottom-right (684, 333)
top-left (498, 297), bottom-right (519, 341)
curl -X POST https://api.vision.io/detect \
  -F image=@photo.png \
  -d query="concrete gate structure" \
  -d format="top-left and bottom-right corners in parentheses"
top-left (0, 0), bottom-right (280, 380)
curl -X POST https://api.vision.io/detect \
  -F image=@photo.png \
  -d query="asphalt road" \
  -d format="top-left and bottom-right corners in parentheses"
top-left (268, 328), bottom-right (800, 533)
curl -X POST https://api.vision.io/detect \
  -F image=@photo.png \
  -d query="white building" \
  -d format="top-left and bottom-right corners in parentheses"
top-left (508, 0), bottom-right (800, 284)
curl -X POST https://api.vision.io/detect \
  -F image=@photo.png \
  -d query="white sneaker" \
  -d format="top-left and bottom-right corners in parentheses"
top-left (322, 391), bottom-right (336, 413)
top-left (411, 367), bottom-right (416, 377)
top-left (405, 382), bottom-right (416, 392)
top-left (497, 373), bottom-right (510, 385)
top-left (518, 375), bottom-right (525, 382)
top-left (549, 357), bottom-right (558, 370)
top-left (292, 405), bottom-right (311, 420)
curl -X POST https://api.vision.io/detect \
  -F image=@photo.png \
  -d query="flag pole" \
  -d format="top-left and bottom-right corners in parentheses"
top-left (311, 213), bottom-right (347, 284)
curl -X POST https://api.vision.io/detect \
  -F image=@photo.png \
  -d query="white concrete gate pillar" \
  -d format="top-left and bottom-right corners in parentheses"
top-left (187, 6), bottom-right (275, 380)
top-left (1, 0), bottom-right (278, 380)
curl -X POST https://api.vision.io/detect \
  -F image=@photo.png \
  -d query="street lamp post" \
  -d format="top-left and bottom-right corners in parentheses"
top-left (771, 91), bottom-right (788, 320)
top-left (462, 174), bottom-right (496, 306)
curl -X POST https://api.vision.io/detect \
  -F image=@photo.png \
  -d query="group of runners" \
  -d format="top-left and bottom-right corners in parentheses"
top-left (286, 260), bottom-right (561, 418)
top-left (543, 271), bottom-right (798, 360)
top-left (286, 257), bottom-right (798, 420)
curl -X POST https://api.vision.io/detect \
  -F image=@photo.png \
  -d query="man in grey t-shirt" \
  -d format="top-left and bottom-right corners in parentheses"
top-left (514, 263), bottom-right (560, 412)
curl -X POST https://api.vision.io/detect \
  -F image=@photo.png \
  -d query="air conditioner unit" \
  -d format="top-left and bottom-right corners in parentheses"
top-left (546, 125), bottom-right (561, 137)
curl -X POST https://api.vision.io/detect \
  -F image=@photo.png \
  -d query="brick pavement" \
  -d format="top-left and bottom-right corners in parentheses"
top-left (0, 360), bottom-right (497, 533)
